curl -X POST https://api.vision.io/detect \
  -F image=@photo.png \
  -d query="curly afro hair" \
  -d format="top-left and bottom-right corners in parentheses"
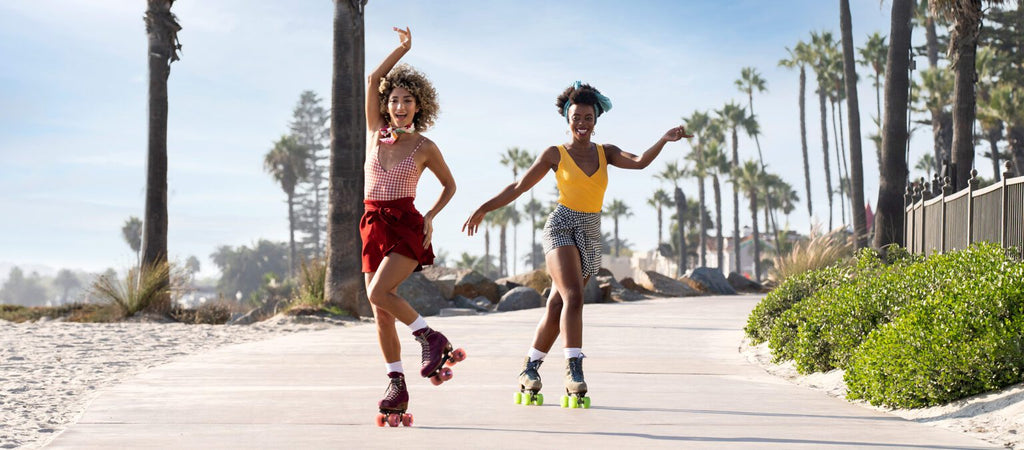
top-left (555, 83), bottom-right (604, 121)
top-left (377, 63), bottom-right (440, 132)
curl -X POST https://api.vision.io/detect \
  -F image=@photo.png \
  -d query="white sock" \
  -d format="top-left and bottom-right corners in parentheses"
top-left (408, 316), bottom-right (428, 333)
top-left (385, 361), bottom-right (404, 374)
top-left (527, 348), bottom-right (547, 362)
top-left (564, 347), bottom-right (583, 359)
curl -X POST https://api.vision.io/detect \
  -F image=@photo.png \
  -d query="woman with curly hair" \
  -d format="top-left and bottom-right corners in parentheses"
top-left (363, 27), bottom-right (462, 427)
top-left (463, 81), bottom-right (691, 408)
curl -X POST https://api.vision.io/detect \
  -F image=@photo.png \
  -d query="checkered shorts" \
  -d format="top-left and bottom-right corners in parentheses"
top-left (542, 204), bottom-right (602, 278)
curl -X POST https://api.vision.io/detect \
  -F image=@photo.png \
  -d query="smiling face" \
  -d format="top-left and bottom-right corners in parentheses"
top-left (567, 103), bottom-right (596, 141)
top-left (387, 86), bottom-right (418, 129)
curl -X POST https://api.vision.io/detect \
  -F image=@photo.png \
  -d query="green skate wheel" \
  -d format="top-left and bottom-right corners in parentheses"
top-left (514, 392), bottom-right (523, 404)
top-left (535, 393), bottom-right (544, 406)
top-left (560, 395), bottom-right (569, 408)
top-left (582, 396), bottom-right (591, 408)
top-left (569, 396), bottom-right (579, 408)
top-left (524, 393), bottom-right (533, 405)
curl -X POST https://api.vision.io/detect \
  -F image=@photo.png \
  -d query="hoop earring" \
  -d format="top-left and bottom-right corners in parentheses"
top-left (591, 128), bottom-right (597, 136)
top-left (565, 129), bottom-right (570, 136)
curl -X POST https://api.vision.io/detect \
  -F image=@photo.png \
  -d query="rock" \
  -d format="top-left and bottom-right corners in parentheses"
top-left (635, 270), bottom-right (699, 297)
top-left (453, 295), bottom-right (492, 312)
top-left (541, 287), bottom-right (551, 301)
top-left (452, 270), bottom-right (500, 303)
top-left (620, 277), bottom-right (644, 292)
top-left (504, 269), bottom-right (552, 294)
top-left (494, 279), bottom-right (522, 299)
top-left (397, 272), bottom-right (448, 316)
top-left (596, 272), bottom-right (647, 302)
top-left (420, 267), bottom-right (466, 299)
top-left (728, 272), bottom-right (766, 293)
top-left (439, 308), bottom-right (477, 317)
top-left (584, 276), bottom-right (603, 303)
top-left (432, 274), bottom-right (457, 299)
top-left (684, 267), bottom-right (737, 295)
top-left (496, 286), bottom-right (543, 312)
top-left (610, 288), bottom-right (648, 302)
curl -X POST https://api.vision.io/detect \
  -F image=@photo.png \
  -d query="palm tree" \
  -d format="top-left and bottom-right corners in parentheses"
top-left (647, 189), bottom-right (673, 248)
top-left (264, 134), bottom-right (310, 277)
top-left (490, 205), bottom-right (519, 278)
top-left (141, 0), bottom-right (181, 300)
top-left (482, 213), bottom-right (495, 278)
top-left (979, 84), bottom-right (1024, 176)
top-left (683, 110), bottom-right (712, 266)
top-left (930, 0), bottom-right (1007, 189)
top-left (778, 41), bottom-right (815, 219)
top-left (917, 67), bottom-right (954, 176)
top-left (874, 0), bottom-right (914, 249)
top-left (704, 138), bottom-right (731, 273)
top-left (733, 160), bottom-right (764, 281)
top-left (499, 147), bottom-right (534, 276)
top-left (657, 162), bottom-right (687, 274)
top-left (455, 252), bottom-right (489, 273)
top-left (325, 0), bottom-right (367, 311)
top-left (975, 46), bottom-right (1005, 180)
top-left (735, 67), bottom-right (780, 245)
top-left (839, 0), bottom-right (869, 247)
top-left (915, 153), bottom-right (937, 181)
top-left (715, 102), bottom-right (756, 274)
top-left (810, 31), bottom-right (837, 229)
top-left (603, 199), bottom-right (633, 258)
top-left (121, 216), bottom-right (143, 268)
top-left (521, 197), bottom-right (545, 270)
top-left (857, 32), bottom-right (888, 133)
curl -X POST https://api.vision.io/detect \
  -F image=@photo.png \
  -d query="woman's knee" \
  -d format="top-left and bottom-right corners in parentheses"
top-left (367, 282), bottom-right (392, 307)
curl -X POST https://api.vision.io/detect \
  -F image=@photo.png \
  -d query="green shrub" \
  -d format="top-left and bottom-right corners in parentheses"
top-left (845, 243), bottom-right (1024, 408)
top-left (745, 263), bottom-right (849, 344)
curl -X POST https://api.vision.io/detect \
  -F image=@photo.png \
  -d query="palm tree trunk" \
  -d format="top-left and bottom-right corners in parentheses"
top-left (926, 12), bottom-right (939, 68)
top-left (713, 175), bottom-right (724, 274)
top-left (819, 88), bottom-right (834, 228)
top-left (484, 228), bottom-right (491, 276)
top-left (288, 192), bottom-right (297, 277)
top-left (874, 0), bottom-right (913, 249)
top-left (656, 207), bottom-right (663, 246)
top-left (325, 0), bottom-right (367, 315)
top-left (749, 193), bottom-right (761, 281)
top-left (1010, 127), bottom-right (1024, 177)
top-left (500, 225), bottom-right (508, 277)
top-left (799, 67), bottom-right (813, 218)
top-left (730, 129), bottom-right (741, 274)
top-left (697, 175), bottom-right (707, 266)
top-left (747, 97), bottom-right (782, 250)
top-left (989, 126), bottom-right (1003, 181)
top-left (831, 100), bottom-right (847, 224)
top-left (950, 13), bottom-right (982, 191)
top-left (840, 0), bottom-right (869, 248)
top-left (674, 187), bottom-right (687, 276)
top-left (614, 216), bottom-right (621, 257)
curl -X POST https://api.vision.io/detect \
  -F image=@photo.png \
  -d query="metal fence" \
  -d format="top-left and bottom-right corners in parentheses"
top-left (905, 166), bottom-right (1024, 258)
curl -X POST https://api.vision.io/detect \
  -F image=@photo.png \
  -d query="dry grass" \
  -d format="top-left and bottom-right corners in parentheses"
top-left (291, 258), bottom-right (327, 309)
top-left (89, 261), bottom-right (184, 319)
top-left (769, 227), bottom-right (854, 282)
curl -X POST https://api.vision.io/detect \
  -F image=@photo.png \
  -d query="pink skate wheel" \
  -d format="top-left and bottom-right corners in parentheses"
top-left (386, 414), bottom-right (400, 427)
top-left (375, 413), bottom-right (386, 427)
top-left (440, 367), bottom-right (453, 381)
top-left (430, 374), bottom-right (444, 386)
top-left (450, 348), bottom-right (467, 363)
top-left (402, 413), bottom-right (413, 427)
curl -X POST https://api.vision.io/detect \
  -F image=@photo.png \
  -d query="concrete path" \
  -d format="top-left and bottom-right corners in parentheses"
top-left (49, 295), bottom-right (993, 449)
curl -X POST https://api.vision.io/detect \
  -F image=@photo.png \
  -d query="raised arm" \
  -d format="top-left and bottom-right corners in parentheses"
top-left (605, 125), bottom-right (692, 170)
top-left (462, 147), bottom-right (560, 236)
top-left (366, 27), bottom-right (411, 133)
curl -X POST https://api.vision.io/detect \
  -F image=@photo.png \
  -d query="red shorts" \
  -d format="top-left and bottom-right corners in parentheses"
top-left (360, 197), bottom-right (435, 273)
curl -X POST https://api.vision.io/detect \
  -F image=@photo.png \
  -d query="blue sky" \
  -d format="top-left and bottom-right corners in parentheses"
top-left (1, 0), bottom-right (945, 279)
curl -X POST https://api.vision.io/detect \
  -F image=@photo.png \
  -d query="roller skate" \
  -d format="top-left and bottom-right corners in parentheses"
top-left (560, 356), bottom-right (591, 409)
top-left (413, 327), bottom-right (467, 385)
top-left (375, 372), bottom-right (413, 427)
top-left (514, 357), bottom-right (544, 406)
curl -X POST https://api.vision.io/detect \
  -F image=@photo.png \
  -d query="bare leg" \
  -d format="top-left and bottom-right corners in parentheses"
top-left (366, 253), bottom-right (421, 325)
top-left (366, 273), bottom-right (402, 363)
top-left (544, 246), bottom-right (587, 349)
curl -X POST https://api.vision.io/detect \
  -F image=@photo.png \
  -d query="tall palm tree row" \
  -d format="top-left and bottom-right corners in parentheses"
top-left (778, 41), bottom-right (815, 219)
top-left (325, 0), bottom-right (367, 313)
top-left (521, 197), bottom-right (545, 270)
top-left (264, 135), bottom-right (310, 277)
top-left (733, 160), bottom-right (765, 281)
top-left (499, 147), bottom-right (534, 276)
top-left (604, 199), bottom-right (633, 258)
top-left (715, 102), bottom-right (755, 274)
top-left (647, 189), bottom-right (673, 248)
top-left (839, 0), bottom-right (869, 247)
top-left (657, 162), bottom-right (688, 275)
top-left (489, 205), bottom-right (519, 278)
top-left (703, 137), bottom-right (731, 273)
top-left (141, 0), bottom-right (182, 286)
top-left (735, 67), bottom-right (781, 247)
top-left (810, 31), bottom-right (837, 229)
top-left (683, 110), bottom-right (712, 266)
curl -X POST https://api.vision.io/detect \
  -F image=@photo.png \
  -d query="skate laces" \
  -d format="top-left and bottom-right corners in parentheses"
top-left (384, 375), bottom-right (405, 401)
top-left (568, 357), bottom-right (585, 382)
top-left (415, 330), bottom-right (432, 363)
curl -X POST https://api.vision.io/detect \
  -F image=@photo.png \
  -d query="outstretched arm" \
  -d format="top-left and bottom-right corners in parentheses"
top-left (462, 147), bottom-right (559, 236)
top-left (605, 125), bottom-right (692, 170)
top-left (366, 27), bottom-right (411, 133)
top-left (420, 143), bottom-right (457, 248)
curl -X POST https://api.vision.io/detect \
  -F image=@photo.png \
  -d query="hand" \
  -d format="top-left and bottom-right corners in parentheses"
top-left (422, 214), bottom-right (433, 248)
top-left (461, 209), bottom-right (487, 236)
top-left (664, 125), bottom-right (693, 142)
top-left (394, 26), bottom-right (411, 50)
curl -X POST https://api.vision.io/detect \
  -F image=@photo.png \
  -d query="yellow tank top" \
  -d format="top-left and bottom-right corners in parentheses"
top-left (555, 144), bottom-right (608, 213)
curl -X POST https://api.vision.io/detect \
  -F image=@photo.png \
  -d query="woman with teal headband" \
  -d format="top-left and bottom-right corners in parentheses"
top-left (463, 81), bottom-right (691, 408)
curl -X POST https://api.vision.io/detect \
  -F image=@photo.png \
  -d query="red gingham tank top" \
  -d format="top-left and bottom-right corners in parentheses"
top-left (364, 137), bottom-right (425, 201)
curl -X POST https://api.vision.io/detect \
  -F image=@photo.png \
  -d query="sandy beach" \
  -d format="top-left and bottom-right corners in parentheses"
top-left (0, 316), bottom-right (358, 449)
top-left (741, 338), bottom-right (1024, 449)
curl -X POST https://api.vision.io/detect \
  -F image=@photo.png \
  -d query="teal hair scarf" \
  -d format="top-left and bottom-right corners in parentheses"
top-left (562, 80), bottom-right (613, 119)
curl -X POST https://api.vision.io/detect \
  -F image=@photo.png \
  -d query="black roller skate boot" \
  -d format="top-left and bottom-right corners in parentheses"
top-left (515, 357), bottom-right (544, 406)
